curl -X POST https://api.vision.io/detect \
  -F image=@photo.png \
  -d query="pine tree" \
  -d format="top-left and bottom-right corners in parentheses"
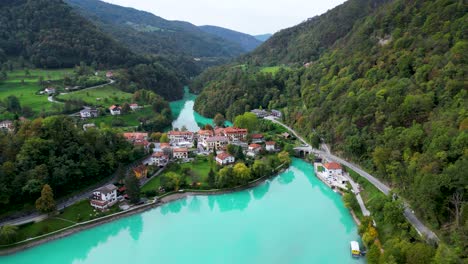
top-left (35, 184), bottom-right (56, 213)
top-left (208, 168), bottom-right (215, 187)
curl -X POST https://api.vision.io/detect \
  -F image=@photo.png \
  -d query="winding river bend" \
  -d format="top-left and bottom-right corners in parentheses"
top-left (1, 159), bottom-right (364, 264)
top-left (170, 87), bottom-right (232, 132)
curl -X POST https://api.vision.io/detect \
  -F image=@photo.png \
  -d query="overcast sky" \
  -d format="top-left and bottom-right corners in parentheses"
top-left (102, 0), bottom-right (347, 35)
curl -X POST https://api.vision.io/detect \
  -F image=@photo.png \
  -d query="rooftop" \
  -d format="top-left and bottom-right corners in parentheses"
top-left (324, 162), bottom-right (342, 170)
top-left (216, 152), bottom-right (233, 160)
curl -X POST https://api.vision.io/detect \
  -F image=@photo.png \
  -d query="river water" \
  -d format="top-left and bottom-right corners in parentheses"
top-left (170, 87), bottom-right (232, 132)
top-left (1, 159), bottom-right (364, 264)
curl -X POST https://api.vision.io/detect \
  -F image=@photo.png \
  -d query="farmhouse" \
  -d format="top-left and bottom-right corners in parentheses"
top-left (251, 134), bottom-right (264, 143)
top-left (247, 143), bottom-right (263, 157)
top-left (130, 103), bottom-right (139, 111)
top-left (106, 71), bottom-right (113, 78)
top-left (90, 184), bottom-right (118, 210)
top-left (216, 153), bottom-right (235, 165)
top-left (44, 87), bottom-right (56, 95)
top-left (109, 105), bottom-right (122, 115)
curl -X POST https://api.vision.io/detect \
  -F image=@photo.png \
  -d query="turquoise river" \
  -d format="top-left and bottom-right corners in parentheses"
top-left (1, 159), bottom-right (365, 264)
top-left (170, 87), bottom-right (232, 131)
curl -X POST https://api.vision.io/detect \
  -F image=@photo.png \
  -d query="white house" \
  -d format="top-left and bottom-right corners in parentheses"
top-left (80, 108), bottom-right (98, 119)
top-left (216, 153), bottom-right (235, 165)
top-left (130, 103), bottom-right (139, 111)
top-left (0, 120), bottom-right (13, 132)
top-left (173, 148), bottom-right (189, 159)
top-left (90, 184), bottom-right (118, 210)
top-left (323, 162), bottom-right (343, 176)
top-left (151, 151), bottom-right (169, 167)
top-left (109, 105), bottom-right (121, 115)
top-left (247, 143), bottom-right (262, 157)
top-left (265, 141), bottom-right (276, 152)
top-left (44, 87), bottom-right (56, 95)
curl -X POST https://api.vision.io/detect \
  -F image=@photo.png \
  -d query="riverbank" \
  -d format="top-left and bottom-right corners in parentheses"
top-left (0, 164), bottom-right (288, 256)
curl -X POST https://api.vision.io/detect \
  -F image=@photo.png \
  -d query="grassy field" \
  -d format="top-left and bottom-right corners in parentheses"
top-left (142, 157), bottom-right (214, 192)
top-left (15, 218), bottom-right (74, 241)
top-left (0, 69), bottom-right (72, 117)
top-left (57, 85), bottom-right (132, 106)
top-left (91, 107), bottom-right (155, 127)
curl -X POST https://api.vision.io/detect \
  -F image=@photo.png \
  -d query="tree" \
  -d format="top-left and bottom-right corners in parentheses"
top-left (208, 168), bottom-right (215, 187)
top-left (35, 184), bottom-right (56, 213)
top-left (121, 103), bottom-right (131, 114)
top-left (125, 172), bottom-right (141, 204)
top-left (163, 172), bottom-right (183, 191)
top-left (204, 124), bottom-right (213, 130)
top-left (160, 133), bottom-right (169, 143)
top-left (450, 189), bottom-right (463, 227)
top-left (233, 112), bottom-right (258, 132)
top-left (0, 225), bottom-right (18, 243)
top-left (233, 162), bottom-right (251, 185)
top-left (277, 151), bottom-right (291, 166)
top-left (252, 160), bottom-right (267, 178)
top-left (366, 244), bottom-right (381, 264)
top-left (5, 95), bottom-right (21, 113)
top-left (405, 243), bottom-right (435, 264)
top-left (213, 113), bottom-right (225, 127)
top-left (216, 167), bottom-right (232, 188)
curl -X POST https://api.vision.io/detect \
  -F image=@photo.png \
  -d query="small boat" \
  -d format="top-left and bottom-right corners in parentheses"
top-left (350, 241), bottom-right (360, 257)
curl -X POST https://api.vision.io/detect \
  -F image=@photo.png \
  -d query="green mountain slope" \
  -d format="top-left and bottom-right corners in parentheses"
top-left (194, 0), bottom-right (468, 260)
top-left (65, 0), bottom-right (247, 58)
top-left (244, 0), bottom-right (391, 65)
top-left (0, 0), bottom-right (142, 68)
top-left (199, 25), bottom-right (262, 51)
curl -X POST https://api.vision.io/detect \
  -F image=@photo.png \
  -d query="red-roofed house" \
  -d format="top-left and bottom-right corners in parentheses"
top-left (173, 148), bottom-right (189, 159)
top-left (130, 103), bottom-right (139, 111)
top-left (324, 162), bottom-right (343, 176)
top-left (251, 134), bottom-right (264, 143)
top-left (123, 132), bottom-right (149, 149)
top-left (106, 71), bottom-right (113, 78)
top-left (247, 143), bottom-right (263, 157)
top-left (168, 131), bottom-right (194, 144)
top-left (151, 151), bottom-right (169, 167)
top-left (265, 141), bottom-right (276, 152)
top-left (109, 105), bottom-right (121, 115)
top-left (216, 153), bottom-right (235, 165)
top-left (224, 127), bottom-right (248, 142)
top-left (197, 129), bottom-right (214, 144)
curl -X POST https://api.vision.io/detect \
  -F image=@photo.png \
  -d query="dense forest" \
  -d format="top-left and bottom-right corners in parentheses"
top-left (194, 0), bottom-right (467, 262)
top-left (0, 116), bottom-right (141, 214)
top-left (0, 0), bottom-right (144, 69)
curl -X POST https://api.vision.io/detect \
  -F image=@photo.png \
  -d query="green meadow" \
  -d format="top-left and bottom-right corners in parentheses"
top-left (57, 85), bottom-right (133, 106)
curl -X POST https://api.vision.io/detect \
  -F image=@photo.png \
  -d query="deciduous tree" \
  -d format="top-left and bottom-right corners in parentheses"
top-left (35, 184), bottom-right (56, 213)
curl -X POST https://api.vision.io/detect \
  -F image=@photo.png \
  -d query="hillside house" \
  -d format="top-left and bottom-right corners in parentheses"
top-left (106, 71), bottom-right (113, 78)
top-left (90, 184), bottom-right (118, 210)
top-left (80, 108), bottom-right (98, 119)
top-left (251, 134), bottom-right (264, 143)
top-left (216, 153), bottom-right (235, 165)
top-left (265, 141), bottom-right (277, 152)
top-left (130, 103), bottom-right (139, 111)
top-left (173, 148), bottom-right (189, 159)
top-left (0, 120), bottom-right (14, 132)
top-left (247, 143), bottom-right (263, 157)
top-left (109, 105), bottom-right (121, 115)
top-left (44, 87), bottom-right (56, 95)
top-left (197, 129), bottom-right (214, 144)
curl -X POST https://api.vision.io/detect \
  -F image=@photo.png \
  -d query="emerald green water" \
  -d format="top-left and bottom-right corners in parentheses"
top-left (170, 87), bottom-right (232, 132)
top-left (1, 159), bottom-right (364, 264)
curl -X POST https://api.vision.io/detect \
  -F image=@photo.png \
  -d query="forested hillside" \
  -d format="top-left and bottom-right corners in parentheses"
top-left (0, 116), bottom-right (141, 214)
top-left (65, 0), bottom-right (247, 59)
top-left (194, 0), bottom-right (468, 261)
top-left (0, 0), bottom-right (143, 68)
top-left (199, 25), bottom-right (262, 52)
top-left (243, 0), bottom-right (391, 65)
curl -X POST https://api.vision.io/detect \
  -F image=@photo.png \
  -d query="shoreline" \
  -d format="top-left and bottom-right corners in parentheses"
top-left (0, 166), bottom-right (287, 256)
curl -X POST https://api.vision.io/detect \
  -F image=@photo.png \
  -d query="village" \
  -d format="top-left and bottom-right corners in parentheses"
top-left (88, 119), bottom-right (290, 212)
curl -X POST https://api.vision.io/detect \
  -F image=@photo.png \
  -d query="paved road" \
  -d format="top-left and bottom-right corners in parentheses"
top-left (265, 116), bottom-right (439, 242)
top-left (343, 173), bottom-right (370, 216)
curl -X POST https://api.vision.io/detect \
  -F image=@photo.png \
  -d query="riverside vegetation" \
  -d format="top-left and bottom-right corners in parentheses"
top-left (193, 0), bottom-right (467, 262)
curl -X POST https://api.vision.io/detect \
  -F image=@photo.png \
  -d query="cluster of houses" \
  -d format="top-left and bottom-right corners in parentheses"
top-left (122, 126), bottom-right (280, 169)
